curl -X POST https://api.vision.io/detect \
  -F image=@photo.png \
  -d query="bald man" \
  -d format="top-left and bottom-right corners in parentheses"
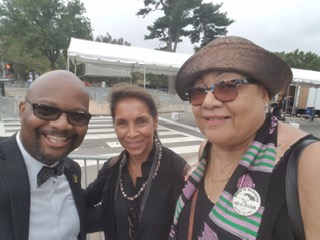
top-left (0, 70), bottom-right (91, 240)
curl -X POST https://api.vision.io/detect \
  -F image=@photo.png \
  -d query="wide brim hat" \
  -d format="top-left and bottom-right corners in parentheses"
top-left (175, 36), bottom-right (293, 100)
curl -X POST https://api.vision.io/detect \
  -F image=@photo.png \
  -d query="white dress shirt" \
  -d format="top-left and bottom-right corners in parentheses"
top-left (16, 133), bottom-right (80, 240)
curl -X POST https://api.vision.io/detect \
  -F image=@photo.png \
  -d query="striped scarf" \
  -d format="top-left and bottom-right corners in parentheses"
top-left (169, 114), bottom-right (278, 239)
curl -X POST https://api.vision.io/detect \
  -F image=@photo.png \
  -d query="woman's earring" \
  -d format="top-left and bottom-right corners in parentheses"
top-left (265, 103), bottom-right (270, 113)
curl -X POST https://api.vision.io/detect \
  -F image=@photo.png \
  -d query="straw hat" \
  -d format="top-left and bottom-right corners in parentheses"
top-left (175, 36), bottom-right (292, 100)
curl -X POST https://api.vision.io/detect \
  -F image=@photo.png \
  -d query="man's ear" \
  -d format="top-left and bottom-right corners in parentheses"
top-left (19, 101), bottom-right (26, 122)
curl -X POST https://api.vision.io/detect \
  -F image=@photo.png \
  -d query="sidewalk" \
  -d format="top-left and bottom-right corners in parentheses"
top-left (285, 116), bottom-right (320, 138)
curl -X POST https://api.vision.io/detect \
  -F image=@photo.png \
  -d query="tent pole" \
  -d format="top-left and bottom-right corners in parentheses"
top-left (292, 82), bottom-right (298, 117)
top-left (284, 85), bottom-right (290, 116)
top-left (130, 65), bottom-right (134, 85)
top-left (307, 86), bottom-right (318, 121)
top-left (143, 65), bottom-right (146, 89)
top-left (313, 87), bottom-right (318, 110)
top-left (73, 59), bottom-right (77, 75)
top-left (67, 57), bottom-right (70, 71)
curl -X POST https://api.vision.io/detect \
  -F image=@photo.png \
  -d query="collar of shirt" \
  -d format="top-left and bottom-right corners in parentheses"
top-left (16, 132), bottom-right (60, 189)
top-left (15, 133), bottom-right (79, 240)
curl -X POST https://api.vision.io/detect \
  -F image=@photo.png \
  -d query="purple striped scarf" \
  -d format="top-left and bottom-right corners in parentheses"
top-left (169, 114), bottom-right (278, 239)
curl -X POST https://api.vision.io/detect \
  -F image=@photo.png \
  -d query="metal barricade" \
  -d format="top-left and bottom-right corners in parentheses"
top-left (0, 97), bottom-right (21, 119)
top-left (69, 155), bottom-right (111, 240)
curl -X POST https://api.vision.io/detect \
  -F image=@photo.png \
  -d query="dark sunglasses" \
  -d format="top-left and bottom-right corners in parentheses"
top-left (128, 207), bottom-right (137, 240)
top-left (185, 79), bottom-right (255, 106)
top-left (25, 99), bottom-right (92, 126)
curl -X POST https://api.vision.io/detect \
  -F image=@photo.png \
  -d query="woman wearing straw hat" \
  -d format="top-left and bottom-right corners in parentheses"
top-left (169, 36), bottom-right (320, 239)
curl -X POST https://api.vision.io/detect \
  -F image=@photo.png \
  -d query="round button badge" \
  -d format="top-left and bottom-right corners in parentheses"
top-left (232, 187), bottom-right (261, 216)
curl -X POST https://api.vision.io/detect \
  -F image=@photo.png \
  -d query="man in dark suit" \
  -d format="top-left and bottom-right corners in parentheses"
top-left (0, 70), bottom-right (92, 240)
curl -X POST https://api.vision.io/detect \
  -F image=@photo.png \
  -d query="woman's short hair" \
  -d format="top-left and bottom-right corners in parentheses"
top-left (108, 82), bottom-right (158, 121)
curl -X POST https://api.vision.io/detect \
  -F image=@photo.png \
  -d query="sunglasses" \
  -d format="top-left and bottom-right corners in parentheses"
top-left (25, 99), bottom-right (92, 126)
top-left (128, 207), bottom-right (137, 240)
top-left (185, 79), bottom-right (255, 106)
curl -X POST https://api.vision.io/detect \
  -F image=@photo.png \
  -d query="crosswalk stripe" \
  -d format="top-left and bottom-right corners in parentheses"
top-left (84, 130), bottom-right (187, 140)
top-left (107, 136), bottom-right (203, 148)
top-left (170, 145), bottom-right (200, 154)
top-left (75, 159), bottom-right (109, 167)
top-left (0, 122), bottom-right (5, 136)
top-left (87, 128), bottom-right (115, 133)
top-left (158, 117), bottom-right (200, 132)
top-left (84, 133), bottom-right (117, 139)
top-left (2, 126), bottom-right (20, 131)
top-left (0, 122), bottom-right (21, 126)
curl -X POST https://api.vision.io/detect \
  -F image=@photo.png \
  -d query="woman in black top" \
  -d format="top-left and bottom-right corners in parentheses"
top-left (85, 83), bottom-right (189, 240)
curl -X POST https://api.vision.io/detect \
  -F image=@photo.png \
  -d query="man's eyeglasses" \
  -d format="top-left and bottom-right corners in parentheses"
top-left (128, 207), bottom-right (137, 240)
top-left (25, 99), bottom-right (92, 126)
top-left (185, 79), bottom-right (255, 106)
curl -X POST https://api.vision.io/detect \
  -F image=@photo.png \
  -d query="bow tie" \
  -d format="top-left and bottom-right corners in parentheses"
top-left (37, 161), bottom-right (64, 187)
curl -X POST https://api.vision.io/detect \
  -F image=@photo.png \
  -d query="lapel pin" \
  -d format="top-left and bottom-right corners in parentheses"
top-left (73, 174), bottom-right (79, 184)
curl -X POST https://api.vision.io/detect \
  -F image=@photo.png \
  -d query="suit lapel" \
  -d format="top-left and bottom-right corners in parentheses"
top-left (64, 158), bottom-right (86, 240)
top-left (0, 135), bottom-right (30, 240)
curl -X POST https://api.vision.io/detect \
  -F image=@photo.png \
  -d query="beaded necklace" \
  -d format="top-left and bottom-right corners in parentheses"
top-left (119, 138), bottom-right (162, 201)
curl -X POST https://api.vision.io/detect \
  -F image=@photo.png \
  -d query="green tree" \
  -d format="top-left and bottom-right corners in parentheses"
top-left (137, 0), bottom-right (234, 52)
top-left (0, 0), bottom-right (93, 72)
top-left (275, 50), bottom-right (320, 71)
top-left (147, 73), bottom-right (168, 90)
top-left (190, 2), bottom-right (234, 51)
top-left (0, 38), bottom-right (49, 80)
top-left (95, 32), bottom-right (131, 46)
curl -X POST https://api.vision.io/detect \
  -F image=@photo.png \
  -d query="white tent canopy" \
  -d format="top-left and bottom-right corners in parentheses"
top-left (67, 37), bottom-right (191, 77)
top-left (67, 38), bottom-right (320, 87)
top-left (291, 68), bottom-right (320, 86)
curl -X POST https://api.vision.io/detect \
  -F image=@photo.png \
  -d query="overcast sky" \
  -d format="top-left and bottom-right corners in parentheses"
top-left (80, 0), bottom-right (320, 55)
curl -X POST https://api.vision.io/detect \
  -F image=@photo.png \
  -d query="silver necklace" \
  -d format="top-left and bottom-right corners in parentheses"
top-left (120, 138), bottom-right (162, 201)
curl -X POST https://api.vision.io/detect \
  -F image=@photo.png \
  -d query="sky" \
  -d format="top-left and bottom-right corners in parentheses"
top-left (80, 0), bottom-right (320, 55)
